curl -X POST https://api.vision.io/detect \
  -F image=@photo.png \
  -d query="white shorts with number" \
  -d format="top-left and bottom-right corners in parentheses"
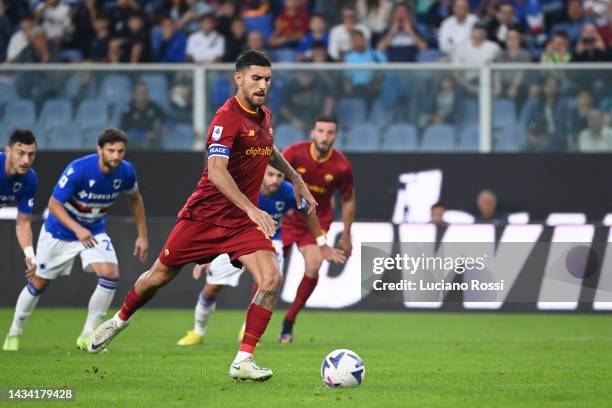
top-left (35, 225), bottom-right (118, 280)
top-left (206, 239), bottom-right (284, 287)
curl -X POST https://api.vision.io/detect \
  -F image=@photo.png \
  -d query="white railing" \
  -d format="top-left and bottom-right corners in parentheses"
top-left (2, 62), bottom-right (612, 153)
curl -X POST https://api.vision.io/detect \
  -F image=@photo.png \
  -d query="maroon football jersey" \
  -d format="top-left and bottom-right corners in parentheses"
top-left (282, 141), bottom-right (354, 231)
top-left (178, 97), bottom-right (274, 228)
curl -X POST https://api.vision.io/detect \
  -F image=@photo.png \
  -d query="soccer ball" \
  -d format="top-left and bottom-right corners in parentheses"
top-left (321, 349), bottom-right (365, 388)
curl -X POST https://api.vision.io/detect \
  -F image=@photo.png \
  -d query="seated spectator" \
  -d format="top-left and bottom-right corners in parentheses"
top-left (86, 16), bottom-right (111, 62)
top-left (430, 202), bottom-right (445, 225)
top-left (35, 0), bottom-right (71, 47)
top-left (186, 13), bottom-right (224, 63)
top-left (216, 0), bottom-right (238, 37)
top-left (109, 0), bottom-right (139, 37)
top-left (356, 0), bottom-right (393, 44)
top-left (279, 71), bottom-right (335, 132)
top-left (550, 0), bottom-right (592, 44)
top-left (540, 31), bottom-right (571, 64)
top-left (297, 14), bottom-right (329, 61)
top-left (584, 0), bottom-right (610, 27)
top-left (568, 90), bottom-right (594, 146)
top-left (344, 29), bottom-right (387, 101)
top-left (437, 0), bottom-right (478, 56)
top-left (475, 189), bottom-right (505, 223)
top-left (15, 27), bottom-right (61, 63)
top-left (68, 0), bottom-right (97, 57)
top-left (152, 17), bottom-right (186, 63)
top-left (163, 0), bottom-right (189, 28)
top-left (577, 109), bottom-right (612, 151)
top-left (245, 30), bottom-right (265, 51)
top-left (6, 14), bottom-right (34, 62)
top-left (599, 2), bottom-right (612, 47)
top-left (0, 2), bottom-right (11, 62)
top-left (268, 0), bottom-right (309, 49)
top-left (121, 83), bottom-right (166, 149)
top-left (168, 77), bottom-right (193, 123)
top-left (223, 18), bottom-right (246, 62)
top-left (494, 29), bottom-right (531, 107)
top-left (522, 76), bottom-right (571, 148)
top-left (109, 12), bottom-right (150, 63)
top-left (328, 5), bottom-right (371, 61)
top-left (486, 2), bottom-right (525, 47)
top-left (377, 3), bottom-right (427, 62)
top-left (452, 22), bottom-right (500, 94)
top-left (574, 22), bottom-right (610, 62)
top-left (306, 40), bottom-right (333, 62)
top-left (420, 75), bottom-right (459, 126)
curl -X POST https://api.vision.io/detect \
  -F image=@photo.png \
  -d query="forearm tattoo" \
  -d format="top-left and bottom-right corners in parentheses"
top-left (252, 288), bottom-right (280, 311)
top-left (269, 146), bottom-right (300, 183)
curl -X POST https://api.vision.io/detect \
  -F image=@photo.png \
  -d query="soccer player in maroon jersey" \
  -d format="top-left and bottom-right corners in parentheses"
top-left (279, 115), bottom-right (355, 343)
top-left (87, 50), bottom-right (317, 382)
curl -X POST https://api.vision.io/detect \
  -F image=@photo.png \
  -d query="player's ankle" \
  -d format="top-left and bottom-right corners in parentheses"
top-left (233, 350), bottom-right (253, 364)
top-left (113, 312), bottom-right (130, 329)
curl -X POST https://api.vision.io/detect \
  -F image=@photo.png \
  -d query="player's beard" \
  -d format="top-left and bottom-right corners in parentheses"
top-left (314, 141), bottom-right (333, 156)
top-left (102, 158), bottom-right (121, 171)
top-left (249, 90), bottom-right (267, 108)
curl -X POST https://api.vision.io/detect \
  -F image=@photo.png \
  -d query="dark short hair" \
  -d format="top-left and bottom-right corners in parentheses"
top-left (200, 12), bottom-right (215, 23)
top-left (98, 128), bottom-right (128, 148)
top-left (235, 49), bottom-right (272, 71)
top-left (431, 202), bottom-right (444, 210)
top-left (9, 129), bottom-right (37, 146)
top-left (313, 114), bottom-right (338, 128)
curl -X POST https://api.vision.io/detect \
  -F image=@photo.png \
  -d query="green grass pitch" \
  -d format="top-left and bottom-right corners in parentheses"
top-left (1, 308), bottom-right (612, 407)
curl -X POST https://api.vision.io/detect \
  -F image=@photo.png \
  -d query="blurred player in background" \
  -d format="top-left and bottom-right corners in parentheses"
top-left (1, 129), bottom-right (38, 349)
top-left (177, 165), bottom-right (345, 346)
top-left (87, 50), bottom-right (316, 382)
top-left (279, 115), bottom-right (355, 343)
top-left (3, 128), bottom-right (148, 352)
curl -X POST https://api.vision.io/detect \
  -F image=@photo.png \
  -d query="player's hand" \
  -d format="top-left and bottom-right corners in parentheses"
top-left (192, 263), bottom-right (210, 280)
top-left (24, 257), bottom-right (36, 280)
top-left (338, 234), bottom-right (353, 258)
top-left (247, 206), bottom-right (277, 238)
top-left (320, 245), bottom-right (346, 264)
top-left (294, 179), bottom-right (317, 214)
top-left (133, 235), bottom-right (148, 263)
top-left (76, 227), bottom-right (98, 248)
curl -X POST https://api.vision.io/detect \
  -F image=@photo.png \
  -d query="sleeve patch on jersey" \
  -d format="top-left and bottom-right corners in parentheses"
top-left (208, 143), bottom-right (230, 158)
top-left (212, 126), bottom-right (224, 141)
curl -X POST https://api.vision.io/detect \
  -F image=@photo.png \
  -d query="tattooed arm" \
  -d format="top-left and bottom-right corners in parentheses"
top-left (269, 145), bottom-right (318, 213)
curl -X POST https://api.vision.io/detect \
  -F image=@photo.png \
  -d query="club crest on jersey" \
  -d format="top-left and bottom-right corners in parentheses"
top-left (248, 129), bottom-right (255, 137)
top-left (78, 190), bottom-right (88, 199)
top-left (324, 174), bottom-right (334, 182)
top-left (89, 179), bottom-right (96, 187)
top-left (12, 182), bottom-right (22, 193)
top-left (113, 179), bottom-right (122, 190)
top-left (297, 167), bottom-right (306, 174)
top-left (212, 125), bottom-right (223, 141)
top-left (275, 201), bottom-right (285, 212)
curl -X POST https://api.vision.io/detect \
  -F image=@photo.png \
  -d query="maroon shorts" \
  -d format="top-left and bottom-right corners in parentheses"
top-left (281, 220), bottom-right (317, 249)
top-left (159, 218), bottom-right (275, 268)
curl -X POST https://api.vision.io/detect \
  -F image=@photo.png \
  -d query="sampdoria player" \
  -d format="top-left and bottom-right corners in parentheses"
top-left (279, 115), bottom-right (355, 343)
top-left (1, 130), bottom-right (38, 347)
top-left (177, 165), bottom-right (345, 346)
top-left (3, 128), bottom-right (148, 352)
top-left (86, 50), bottom-right (316, 382)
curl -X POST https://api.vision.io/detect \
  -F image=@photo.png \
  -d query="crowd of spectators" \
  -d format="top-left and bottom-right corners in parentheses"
top-left (1, 0), bottom-right (611, 65)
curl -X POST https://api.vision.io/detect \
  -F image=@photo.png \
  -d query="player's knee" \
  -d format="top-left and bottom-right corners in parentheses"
top-left (259, 271), bottom-right (283, 292)
top-left (96, 266), bottom-right (119, 280)
top-left (30, 276), bottom-right (49, 293)
top-left (305, 253), bottom-right (323, 274)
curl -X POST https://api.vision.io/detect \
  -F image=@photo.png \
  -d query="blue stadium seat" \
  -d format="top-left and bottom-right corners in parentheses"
top-left (459, 98), bottom-right (478, 128)
top-left (75, 99), bottom-right (109, 132)
top-left (493, 99), bottom-right (516, 129)
top-left (81, 125), bottom-right (108, 148)
top-left (0, 80), bottom-right (17, 107)
top-left (46, 125), bottom-right (83, 150)
top-left (2, 99), bottom-right (36, 130)
top-left (100, 75), bottom-right (133, 105)
top-left (336, 98), bottom-right (367, 129)
top-left (37, 99), bottom-right (73, 132)
top-left (139, 74), bottom-right (169, 110)
top-left (420, 125), bottom-right (456, 151)
top-left (369, 99), bottom-right (392, 129)
top-left (343, 125), bottom-right (381, 152)
top-left (162, 124), bottom-right (194, 150)
top-left (458, 125), bottom-right (479, 151)
top-left (243, 14), bottom-right (274, 40)
top-left (380, 124), bottom-right (418, 152)
top-left (274, 123), bottom-right (304, 148)
top-left (273, 48), bottom-right (298, 63)
top-left (495, 125), bottom-right (524, 152)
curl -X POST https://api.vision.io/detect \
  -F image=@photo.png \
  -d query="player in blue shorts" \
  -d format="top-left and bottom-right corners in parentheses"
top-left (3, 128), bottom-right (149, 352)
top-left (1, 130), bottom-right (39, 350)
top-left (176, 165), bottom-right (346, 346)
